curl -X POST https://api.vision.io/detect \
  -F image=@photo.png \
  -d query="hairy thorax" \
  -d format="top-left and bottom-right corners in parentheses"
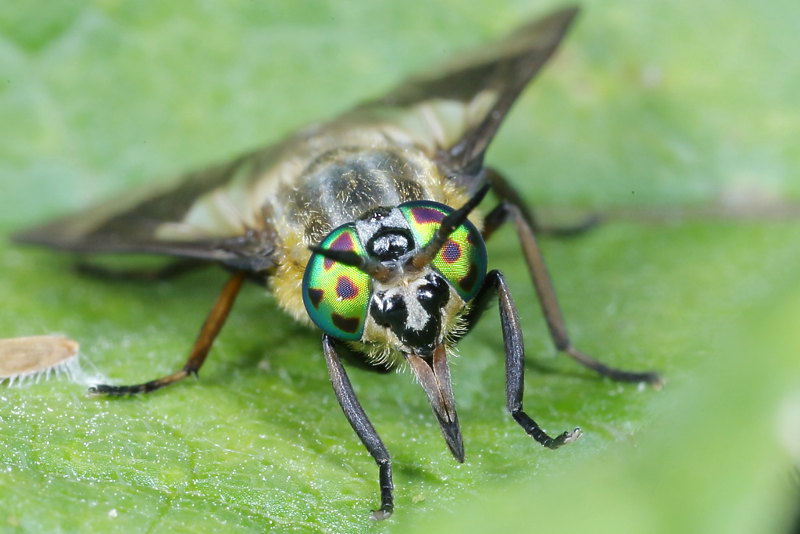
top-left (268, 144), bottom-right (474, 328)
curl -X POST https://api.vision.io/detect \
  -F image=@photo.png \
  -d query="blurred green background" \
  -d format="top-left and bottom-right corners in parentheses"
top-left (1, 1), bottom-right (798, 533)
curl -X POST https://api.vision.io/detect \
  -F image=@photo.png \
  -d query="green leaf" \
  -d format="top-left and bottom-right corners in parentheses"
top-left (2, 1), bottom-right (798, 533)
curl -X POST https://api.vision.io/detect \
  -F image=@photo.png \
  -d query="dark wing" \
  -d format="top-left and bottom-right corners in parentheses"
top-left (13, 6), bottom-right (577, 270)
top-left (348, 5), bottom-right (579, 177)
top-left (13, 148), bottom-right (281, 273)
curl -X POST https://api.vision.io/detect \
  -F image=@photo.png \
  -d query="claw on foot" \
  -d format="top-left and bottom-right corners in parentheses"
top-left (370, 508), bottom-right (393, 521)
top-left (545, 427), bottom-right (582, 449)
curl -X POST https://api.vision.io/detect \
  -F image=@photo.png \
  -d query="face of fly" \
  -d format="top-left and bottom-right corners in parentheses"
top-left (302, 193), bottom-right (488, 460)
top-left (303, 197), bottom-right (487, 363)
top-left (366, 264), bottom-right (460, 361)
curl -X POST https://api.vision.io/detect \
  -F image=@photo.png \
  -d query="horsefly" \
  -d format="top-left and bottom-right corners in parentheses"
top-left (14, 5), bottom-right (661, 518)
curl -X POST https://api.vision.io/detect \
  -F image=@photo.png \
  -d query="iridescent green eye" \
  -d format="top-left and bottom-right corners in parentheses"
top-left (302, 225), bottom-right (371, 340)
top-left (399, 201), bottom-right (487, 301)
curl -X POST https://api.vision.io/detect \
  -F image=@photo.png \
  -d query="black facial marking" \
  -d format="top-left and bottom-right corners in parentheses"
top-left (369, 273), bottom-right (450, 354)
top-left (331, 314), bottom-right (360, 334)
top-left (417, 273), bottom-right (450, 313)
top-left (370, 292), bottom-right (407, 330)
top-left (367, 228), bottom-right (414, 261)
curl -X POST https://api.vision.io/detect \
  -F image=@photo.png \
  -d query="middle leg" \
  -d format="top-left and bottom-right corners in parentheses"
top-left (484, 170), bottom-right (662, 386)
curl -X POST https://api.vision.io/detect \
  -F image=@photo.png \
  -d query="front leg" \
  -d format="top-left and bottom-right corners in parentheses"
top-left (322, 335), bottom-right (394, 520)
top-left (473, 270), bottom-right (582, 448)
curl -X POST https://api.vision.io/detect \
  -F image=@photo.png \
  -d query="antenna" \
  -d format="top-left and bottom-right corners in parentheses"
top-left (407, 184), bottom-right (489, 270)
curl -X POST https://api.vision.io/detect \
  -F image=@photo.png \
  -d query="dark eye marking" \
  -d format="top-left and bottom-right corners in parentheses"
top-left (308, 288), bottom-right (324, 308)
top-left (410, 207), bottom-right (445, 225)
top-left (330, 232), bottom-right (355, 250)
top-left (336, 276), bottom-right (359, 300)
top-left (324, 231), bottom-right (357, 269)
top-left (441, 240), bottom-right (462, 263)
top-left (458, 263), bottom-right (479, 293)
top-left (331, 314), bottom-right (360, 334)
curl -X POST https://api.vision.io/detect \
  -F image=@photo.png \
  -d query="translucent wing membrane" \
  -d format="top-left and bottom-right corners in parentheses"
top-left (356, 5), bottom-right (579, 175)
top-left (13, 6), bottom-right (578, 266)
top-left (13, 152), bottom-right (280, 273)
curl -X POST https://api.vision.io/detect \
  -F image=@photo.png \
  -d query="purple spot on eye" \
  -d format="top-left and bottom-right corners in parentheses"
top-left (412, 207), bottom-right (445, 225)
top-left (330, 232), bottom-right (355, 251)
top-left (321, 231), bottom-right (356, 270)
top-left (441, 240), bottom-right (462, 263)
top-left (336, 276), bottom-right (359, 300)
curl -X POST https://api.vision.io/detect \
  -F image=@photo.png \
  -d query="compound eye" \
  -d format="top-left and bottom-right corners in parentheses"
top-left (302, 225), bottom-right (371, 340)
top-left (398, 201), bottom-right (488, 301)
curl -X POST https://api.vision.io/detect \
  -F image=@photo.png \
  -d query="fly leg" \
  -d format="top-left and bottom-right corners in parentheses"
top-left (468, 270), bottom-right (581, 448)
top-left (484, 169), bottom-right (662, 386)
top-left (483, 168), bottom-right (599, 238)
top-left (322, 335), bottom-right (394, 520)
top-left (89, 270), bottom-right (247, 396)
